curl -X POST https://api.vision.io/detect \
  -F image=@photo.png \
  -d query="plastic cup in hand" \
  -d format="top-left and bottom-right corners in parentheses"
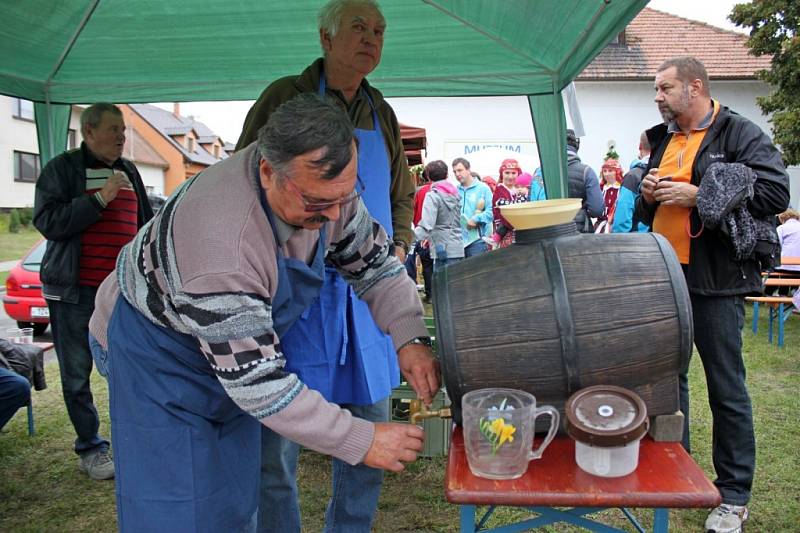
top-left (18, 327), bottom-right (34, 344)
top-left (461, 388), bottom-right (559, 480)
top-left (5, 328), bottom-right (21, 344)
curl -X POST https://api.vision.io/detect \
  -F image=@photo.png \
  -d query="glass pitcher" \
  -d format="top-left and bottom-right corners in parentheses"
top-left (462, 388), bottom-right (559, 480)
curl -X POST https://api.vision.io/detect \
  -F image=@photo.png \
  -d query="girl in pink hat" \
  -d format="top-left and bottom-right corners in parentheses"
top-left (595, 158), bottom-right (623, 233)
top-left (492, 158), bottom-right (528, 247)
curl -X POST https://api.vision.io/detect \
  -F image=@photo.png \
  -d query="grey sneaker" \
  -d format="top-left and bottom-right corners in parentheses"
top-left (79, 449), bottom-right (115, 480)
top-left (705, 503), bottom-right (749, 533)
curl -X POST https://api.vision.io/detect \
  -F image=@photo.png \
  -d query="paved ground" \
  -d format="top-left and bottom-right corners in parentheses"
top-left (0, 260), bottom-right (18, 271)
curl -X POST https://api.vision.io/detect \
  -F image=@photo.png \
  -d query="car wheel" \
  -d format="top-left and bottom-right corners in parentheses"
top-left (17, 322), bottom-right (49, 336)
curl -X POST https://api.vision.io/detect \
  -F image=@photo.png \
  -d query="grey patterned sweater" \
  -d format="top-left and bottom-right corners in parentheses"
top-left (89, 143), bottom-right (428, 465)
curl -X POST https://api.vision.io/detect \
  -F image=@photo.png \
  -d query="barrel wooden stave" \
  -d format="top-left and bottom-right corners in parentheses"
top-left (434, 231), bottom-right (691, 427)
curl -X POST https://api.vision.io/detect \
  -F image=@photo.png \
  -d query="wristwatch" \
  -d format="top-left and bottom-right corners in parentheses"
top-left (400, 336), bottom-right (432, 350)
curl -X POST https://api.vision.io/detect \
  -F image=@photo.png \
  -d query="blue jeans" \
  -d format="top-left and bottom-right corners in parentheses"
top-left (47, 285), bottom-right (110, 456)
top-left (679, 293), bottom-right (753, 505)
top-left (257, 398), bottom-right (389, 533)
top-left (0, 367), bottom-right (31, 430)
top-left (464, 239), bottom-right (488, 257)
top-left (89, 334), bottom-right (110, 378)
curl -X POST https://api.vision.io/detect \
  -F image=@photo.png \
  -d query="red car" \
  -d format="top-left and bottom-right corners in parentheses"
top-left (3, 240), bottom-right (49, 336)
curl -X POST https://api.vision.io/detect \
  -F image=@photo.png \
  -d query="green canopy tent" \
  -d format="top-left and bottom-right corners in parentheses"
top-left (0, 0), bottom-right (648, 197)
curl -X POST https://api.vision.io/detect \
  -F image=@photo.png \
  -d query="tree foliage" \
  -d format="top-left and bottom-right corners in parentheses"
top-left (730, 0), bottom-right (800, 165)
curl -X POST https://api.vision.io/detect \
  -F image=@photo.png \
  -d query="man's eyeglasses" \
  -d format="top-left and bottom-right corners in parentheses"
top-left (282, 174), bottom-right (365, 212)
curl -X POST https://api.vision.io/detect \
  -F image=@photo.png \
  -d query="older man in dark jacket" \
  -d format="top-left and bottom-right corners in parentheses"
top-left (33, 103), bottom-right (153, 480)
top-left (636, 57), bottom-right (789, 533)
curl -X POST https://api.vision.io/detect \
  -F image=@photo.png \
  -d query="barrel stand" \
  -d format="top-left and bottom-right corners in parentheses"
top-left (445, 428), bottom-right (720, 533)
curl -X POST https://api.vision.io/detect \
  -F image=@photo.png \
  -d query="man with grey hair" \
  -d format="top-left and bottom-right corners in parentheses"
top-left (636, 56), bottom-right (789, 533)
top-left (236, 1), bottom-right (418, 530)
top-left (33, 102), bottom-right (153, 481)
top-left (88, 93), bottom-right (439, 532)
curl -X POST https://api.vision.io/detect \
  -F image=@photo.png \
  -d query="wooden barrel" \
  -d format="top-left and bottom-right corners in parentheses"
top-left (433, 223), bottom-right (693, 427)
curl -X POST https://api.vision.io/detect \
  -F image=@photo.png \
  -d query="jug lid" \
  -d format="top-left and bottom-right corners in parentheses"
top-left (564, 385), bottom-right (648, 447)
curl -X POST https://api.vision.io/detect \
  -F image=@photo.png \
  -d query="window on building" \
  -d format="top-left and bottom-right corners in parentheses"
top-left (609, 30), bottom-right (626, 46)
top-left (12, 98), bottom-right (34, 121)
top-left (68, 129), bottom-right (77, 149)
top-left (213, 144), bottom-right (220, 158)
top-left (14, 151), bottom-right (40, 183)
top-left (187, 137), bottom-right (195, 152)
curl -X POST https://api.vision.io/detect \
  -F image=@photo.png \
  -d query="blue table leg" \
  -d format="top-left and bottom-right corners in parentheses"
top-left (26, 401), bottom-right (34, 436)
top-left (652, 509), bottom-right (669, 533)
top-left (751, 301), bottom-right (759, 334)
top-left (457, 505), bottom-right (670, 532)
top-left (768, 305), bottom-right (775, 344)
top-left (461, 505), bottom-right (476, 533)
top-left (778, 303), bottom-right (785, 347)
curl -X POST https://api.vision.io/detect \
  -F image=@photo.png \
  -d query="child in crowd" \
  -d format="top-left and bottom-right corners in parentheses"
top-left (492, 159), bottom-right (528, 248)
top-left (594, 158), bottom-right (623, 233)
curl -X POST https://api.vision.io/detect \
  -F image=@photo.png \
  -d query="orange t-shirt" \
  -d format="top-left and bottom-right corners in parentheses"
top-left (652, 100), bottom-right (720, 264)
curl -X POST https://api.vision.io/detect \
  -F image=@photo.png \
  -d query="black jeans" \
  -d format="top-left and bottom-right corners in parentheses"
top-left (404, 242), bottom-right (433, 300)
top-left (47, 285), bottom-right (110, 456)
top-left (679, 293), bottom-right (754, 505)
top-left (416, 242), bottom-right (433, 299)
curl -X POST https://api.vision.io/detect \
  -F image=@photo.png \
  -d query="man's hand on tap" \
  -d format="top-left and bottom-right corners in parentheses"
top-left (397, 343), bottom-right (440, 406)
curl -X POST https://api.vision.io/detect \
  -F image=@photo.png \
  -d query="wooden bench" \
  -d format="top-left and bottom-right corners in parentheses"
top-left (763, 271), bottom-right (797, 278)
top-left (763, 278), bottom-right (800, 288)
top-left (745, 296), bottom-right (795, 347)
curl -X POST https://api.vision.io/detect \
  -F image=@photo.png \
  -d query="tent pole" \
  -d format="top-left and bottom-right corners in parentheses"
top-left (45, 92), bottom-right (54, 164)
top-left (45, 0), bottom-right (101, 84)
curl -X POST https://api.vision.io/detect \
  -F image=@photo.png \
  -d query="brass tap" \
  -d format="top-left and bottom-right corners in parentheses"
top-left (409, 399), bottom-right (452, 424)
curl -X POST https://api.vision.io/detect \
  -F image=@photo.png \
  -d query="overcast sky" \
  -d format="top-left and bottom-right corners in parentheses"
top-left (159, 1), bottom-right (750, 144)
top-left (648, 0), bottom-right (747, 33)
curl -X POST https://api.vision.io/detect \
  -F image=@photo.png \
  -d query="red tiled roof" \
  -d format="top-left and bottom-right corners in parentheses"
top-left (579, 8), bottom-right (771, 81)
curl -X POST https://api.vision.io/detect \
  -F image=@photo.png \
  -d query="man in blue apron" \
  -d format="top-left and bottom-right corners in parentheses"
top-left (89, 93), bottom-right (439, 533)
top-left (236, 1), bottom-right (417, 531)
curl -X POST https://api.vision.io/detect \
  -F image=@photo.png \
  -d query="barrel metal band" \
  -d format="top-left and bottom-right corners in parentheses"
top-left (542, 241), bottom-right (581, 394)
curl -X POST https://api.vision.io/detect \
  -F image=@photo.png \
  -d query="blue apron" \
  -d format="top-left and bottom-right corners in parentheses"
top-left (106, 183), bottom-right (328, 532)
top-left (278, 75), bottom-right (399, 405)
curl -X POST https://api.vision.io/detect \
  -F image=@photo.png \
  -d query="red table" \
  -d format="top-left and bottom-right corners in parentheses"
top-left (445, 427), bottom-right (720, 532)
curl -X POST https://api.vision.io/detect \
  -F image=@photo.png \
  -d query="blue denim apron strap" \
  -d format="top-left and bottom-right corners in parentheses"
top-left (277, 74), bottom-right (399, 405)
top-left (255, 164), bottom-right (328, 338)
top-left (106, 296), bottom-right (260, 532)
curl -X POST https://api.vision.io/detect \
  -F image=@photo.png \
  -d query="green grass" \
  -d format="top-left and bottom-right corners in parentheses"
top-left (1, 305), bottom-right (798, 532)
top-left (0, 221), bottom-right (42, 262)
top-left (0, 214), bottom-right (43, 287)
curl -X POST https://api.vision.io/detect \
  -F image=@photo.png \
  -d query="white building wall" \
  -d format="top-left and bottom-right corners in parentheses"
top-left (388, 95), bottom-right (536, 177)
top-left (0, 96), bottom-right (83, 209)
top-left (388, 79), bottom-right (798, 207)
top-left (138, 164), bottom-right (166, 195)
top-left (572, 80), bottom-right (775, 172)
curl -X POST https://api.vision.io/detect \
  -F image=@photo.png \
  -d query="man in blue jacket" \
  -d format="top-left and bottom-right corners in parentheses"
top-left (453, 157), bottom-right (493, 256)
top-left (613, 131), bottom-right (651, 233)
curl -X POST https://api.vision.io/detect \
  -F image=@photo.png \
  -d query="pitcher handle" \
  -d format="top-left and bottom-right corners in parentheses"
top-left (529, 405), bottom-right (560, 461)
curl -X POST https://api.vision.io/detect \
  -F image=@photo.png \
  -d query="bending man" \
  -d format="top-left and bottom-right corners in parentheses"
top-left (89, 93), bottom-right (439, 533)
